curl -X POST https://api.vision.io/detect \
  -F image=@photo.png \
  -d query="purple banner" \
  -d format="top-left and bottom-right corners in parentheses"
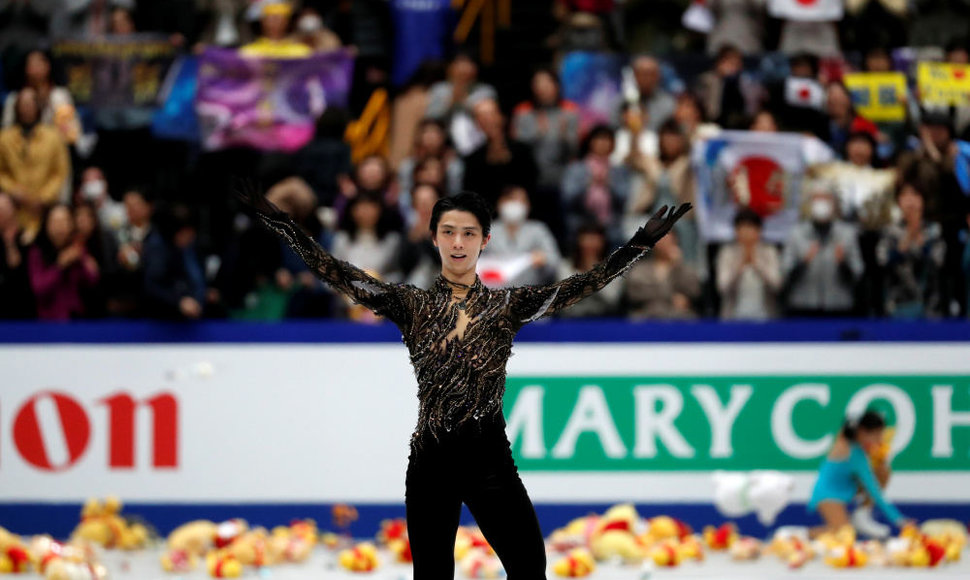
top-left (196, 48), bottom-right (354, 152)
top-left (559, 51), bottom-right (624, 133)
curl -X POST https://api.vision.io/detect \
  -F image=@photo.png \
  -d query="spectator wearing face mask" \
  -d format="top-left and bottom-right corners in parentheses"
top-left (781, 182), bottom-right (864, 317)
top-left (480, 185), bottom-right (560, 287)
top-left (74, 166), bottom-right (127, 233)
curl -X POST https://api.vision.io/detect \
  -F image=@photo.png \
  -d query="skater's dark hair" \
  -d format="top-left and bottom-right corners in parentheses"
top-left (430, 191), bottom-right (492, 237)
top-left (841, 410), bottom-right (886, 441)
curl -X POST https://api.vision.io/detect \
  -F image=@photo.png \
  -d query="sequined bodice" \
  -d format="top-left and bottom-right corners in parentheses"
top-left (252, 210), bottom-right (649, 446)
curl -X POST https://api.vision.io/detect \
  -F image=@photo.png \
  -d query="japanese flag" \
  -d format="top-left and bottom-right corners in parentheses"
top-left (768, 0), bottom-right (843, 22)
top-left (785, 77), bottom-right (825, 110)
top-left (477, 255), bottom-right (533, 288)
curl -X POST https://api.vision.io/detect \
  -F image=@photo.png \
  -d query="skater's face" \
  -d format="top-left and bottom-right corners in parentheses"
top-left (433, 209), bottom-right (489, 281)
top-left (856, 427), bottom-right (883, 452)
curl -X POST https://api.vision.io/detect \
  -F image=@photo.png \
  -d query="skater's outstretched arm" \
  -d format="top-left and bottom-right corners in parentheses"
top-left (508, 203), bottom-right (692, 324)
top-left (237, 186), bottom-right (413, 328)
top-left (850, 446), bottom-right (905, 526)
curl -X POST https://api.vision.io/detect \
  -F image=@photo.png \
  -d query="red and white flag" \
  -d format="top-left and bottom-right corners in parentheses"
top-left (784, 77), bottom-right (825, 110)
top-left (692, 130), bottom-right (835, 243)
top-left (477, 255), bottom-right (534, 288)
top-left (768, 0), bottom-right (843, 22)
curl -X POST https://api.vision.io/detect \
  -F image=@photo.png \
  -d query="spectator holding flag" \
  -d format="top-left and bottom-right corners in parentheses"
top-left (240, 0), bottom-right (311, 58)
top-left (480, 185), bottom-right (560, 287)
top-left (772, 0), bottom-right (842, 58)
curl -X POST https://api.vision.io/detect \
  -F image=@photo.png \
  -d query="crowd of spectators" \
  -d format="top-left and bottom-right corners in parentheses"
top-left (2, 0), bottom-right (970, 322)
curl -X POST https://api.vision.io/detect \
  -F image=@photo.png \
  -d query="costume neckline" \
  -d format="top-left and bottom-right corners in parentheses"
top-left (434, 274), bottom-right (483, 294)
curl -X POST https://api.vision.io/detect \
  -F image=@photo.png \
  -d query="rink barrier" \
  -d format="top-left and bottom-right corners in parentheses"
top-left (1, 501), bottom-right (968, 541)
top-left (2, 320), bottom-right (969, 539)
top-left (1, 318), bottom-right (970, 343)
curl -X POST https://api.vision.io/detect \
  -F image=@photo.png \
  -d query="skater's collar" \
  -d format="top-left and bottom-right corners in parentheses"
top-left (434, 274), bottom-right (484, 293)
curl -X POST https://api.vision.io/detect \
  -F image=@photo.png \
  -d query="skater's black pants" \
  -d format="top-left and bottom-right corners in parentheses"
top-left (405, 427), bottom-right (546, 579)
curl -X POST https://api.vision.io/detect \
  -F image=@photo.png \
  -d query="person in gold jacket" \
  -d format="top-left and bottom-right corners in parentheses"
top-left (240, 1), bottom-right (312, 58)
top-left (0, 88), bottom-right (70, 243)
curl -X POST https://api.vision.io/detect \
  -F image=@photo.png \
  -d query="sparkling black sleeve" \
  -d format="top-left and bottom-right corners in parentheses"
top-left (251, 210), bottom-right (413, 330)
top-left (508, 242), bottom-right (648, 325)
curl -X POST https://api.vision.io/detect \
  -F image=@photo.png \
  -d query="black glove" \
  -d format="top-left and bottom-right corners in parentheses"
top-left (630, 203), bottom-right (693, 249)
top-left (234, 179), bottom-right (285, 219)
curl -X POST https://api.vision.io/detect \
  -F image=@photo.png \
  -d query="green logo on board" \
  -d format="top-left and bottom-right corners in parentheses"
top-left (503, 376), bottom-right (970, 471)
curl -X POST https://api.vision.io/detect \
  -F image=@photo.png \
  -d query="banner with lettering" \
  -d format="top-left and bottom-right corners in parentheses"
top-left (692, 130), bottom-right (834, 243)
top-left (917, 62), bottom-right (970, 106)
top-left (52, 34), bottom-right (177, 128)
top-left (2, 341), bottom-right (968, 504)
top-left (843, 72), bottom-right (907, 122)
top-left (505, 375), bottom-right (970, 471)
top-left (196, 48), bottom-right (355, 152)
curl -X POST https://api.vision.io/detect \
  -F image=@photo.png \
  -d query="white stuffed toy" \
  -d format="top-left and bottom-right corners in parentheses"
top-left (713, 471), bottom-right (795, 526)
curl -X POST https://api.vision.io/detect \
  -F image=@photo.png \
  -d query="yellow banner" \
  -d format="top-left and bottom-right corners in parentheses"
top-left (843, 72), bottom-right (907, 122)
top-left (917, 62), bottom-right (970, 106)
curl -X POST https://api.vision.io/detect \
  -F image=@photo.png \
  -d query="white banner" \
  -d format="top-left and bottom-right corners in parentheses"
top-left (1, 343), bottom-right (969, 503)
top-left (768, 0), bottom-right (843, 22)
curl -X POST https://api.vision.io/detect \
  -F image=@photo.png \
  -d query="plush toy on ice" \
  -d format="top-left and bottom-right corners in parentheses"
top-left (712, 471), bottom-right (795, 525)
top-left (0, 527), bottom-right (32, 573)
top-left (71, 496), bottom-right (152, 550)
top-left (269, 520), bottom-right (317, 563)
top-left (338, 542), bottom-right (380, 572)
top-left (43, 560), bottom-right (108, 580)
top-left (552, 548), bottom-right (595, 577)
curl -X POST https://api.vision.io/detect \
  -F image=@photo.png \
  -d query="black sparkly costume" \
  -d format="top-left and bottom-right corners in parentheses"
top-left (243, 193), bottom-right (690, 579)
